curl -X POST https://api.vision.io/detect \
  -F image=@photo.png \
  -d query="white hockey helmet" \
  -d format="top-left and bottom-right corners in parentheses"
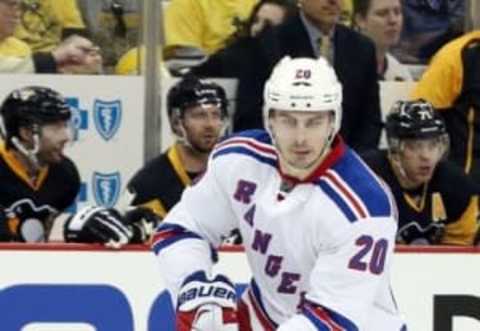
top-left (263, 56), bottom-right (343, 135)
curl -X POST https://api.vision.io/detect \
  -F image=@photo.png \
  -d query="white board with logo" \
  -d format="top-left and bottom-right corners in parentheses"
top-left (0, 245), bottom-right (479, 331)
top-left (0, 74), bottom-right (145, 211)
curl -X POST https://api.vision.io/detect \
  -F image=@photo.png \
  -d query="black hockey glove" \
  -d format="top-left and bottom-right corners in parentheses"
top-left (64, 206), bottom-right (132, 248)
top-left (222, 228), bottom-right (243, 245)
top-left (123, 207), bottom-right (160, 243)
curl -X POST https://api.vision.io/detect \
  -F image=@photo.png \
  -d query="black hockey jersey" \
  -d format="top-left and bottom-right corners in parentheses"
top-left (0, 144), bottom-right (80, 242)
top-left (363, 150), bottom-right (479, 245)
top-left (128, 144), bottom-right (197, 218)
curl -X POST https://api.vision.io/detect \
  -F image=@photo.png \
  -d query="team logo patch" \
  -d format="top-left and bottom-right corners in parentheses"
top-left (92, 171), bottom-right (121, 207)
top-left (93, 99), bottom-right (122, 141)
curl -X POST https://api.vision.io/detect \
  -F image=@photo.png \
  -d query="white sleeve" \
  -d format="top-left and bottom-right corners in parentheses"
top-left (152, 156), bottom-right (238, 302)
top-left (279, 218), bottom-right (398, 330)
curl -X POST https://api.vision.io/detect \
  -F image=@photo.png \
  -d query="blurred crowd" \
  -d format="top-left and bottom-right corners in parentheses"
top-left (0, 0), bottom-right (476, 75)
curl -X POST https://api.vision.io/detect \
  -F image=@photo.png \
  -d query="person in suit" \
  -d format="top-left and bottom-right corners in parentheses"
top-left (192, 0), bottom-right (381, 152)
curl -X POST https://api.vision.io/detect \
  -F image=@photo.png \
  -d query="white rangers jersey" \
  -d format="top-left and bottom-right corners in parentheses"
top-left (152, 130), bottom-right (407, 331)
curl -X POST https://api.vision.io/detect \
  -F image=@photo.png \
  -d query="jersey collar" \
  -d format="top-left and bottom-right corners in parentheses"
top-left (168, 143), bottom-right (192, 187)
top-left (278, 135), bottom-right (346, 184)
top-left (0, 142), bottom-right (49, 191)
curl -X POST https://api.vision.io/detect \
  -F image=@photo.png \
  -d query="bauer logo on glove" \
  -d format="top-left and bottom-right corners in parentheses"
top-left (176, 270), bottom-right (239, 331)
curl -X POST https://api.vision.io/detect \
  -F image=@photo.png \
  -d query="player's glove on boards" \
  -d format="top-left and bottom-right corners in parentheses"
top-left (123, 206), bottom-right (160, 243)
top-left (64, 206), bottom-right (132, 248)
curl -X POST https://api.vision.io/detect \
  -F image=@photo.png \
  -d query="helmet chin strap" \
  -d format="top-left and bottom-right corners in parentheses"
top-left (388, 148), bottom-right (421, 189)
top-left (319, 128), bottom-right (335, 160)
top-left (175, 115), bottom-right (227, 155)
top-left (389, 153), bottom-right (407, 179)
top-left (176, 123), bottom-right (193, 149)
top-left (11, 133), bottom-right (42, 171)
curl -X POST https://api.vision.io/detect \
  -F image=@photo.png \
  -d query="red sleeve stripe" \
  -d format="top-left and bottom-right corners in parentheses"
top-left (302, 303), bottom-right (358, 331)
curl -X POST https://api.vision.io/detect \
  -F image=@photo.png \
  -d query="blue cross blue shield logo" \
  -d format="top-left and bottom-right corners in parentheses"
top-left (92, 171), bottom-right (121, 207)
top-left (93, 99), bottom-right (122, 141)
top-left (66, 97), bottom-right (88, 142)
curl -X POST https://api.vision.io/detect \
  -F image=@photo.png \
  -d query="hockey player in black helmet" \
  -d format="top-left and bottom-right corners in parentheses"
top-left (0, 86), bottom-right (136, 247)
top-left (0, 86), bottom-right (79, 241)
top-left (0, 86), bottom-right (72, 167)
top-left (122, 75), bottom-right (229, 239)
top-left (47, 77), bottom-right (228, 247)
top-left (167, 74), bottom-right (228, 152)
top-left (363, 99), bottom-right (480, 245)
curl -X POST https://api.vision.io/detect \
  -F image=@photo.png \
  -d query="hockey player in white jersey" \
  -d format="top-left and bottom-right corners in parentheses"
top-left (152, 56), bottom-right (407, 330)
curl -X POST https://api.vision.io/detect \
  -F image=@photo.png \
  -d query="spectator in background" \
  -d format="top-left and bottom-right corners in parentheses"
top-left (412, 30), bottom-right (480, 183)
top-left (362, 99), bottom-right (479, 246)
top-left (125, 75), bottom-right (228, 220)
top-left (340, 0), bottom-right (353, 25)
top-left (97, 0), bottom-right (139, 36)
top-left (0, 0), bottom-right (102, 73)
top-left (193, 0), bottom-right (381, 151)
top-left (395, 0), bottom-right (465, 63)
top-left (164, 0), bottom-right (258, 58)
top-left (14, 0), bottom-right (87, 52)
top-left (114, 46), bottom-right (170, 77)
top-left (353, 0), bottom-right (412, 81)
top-left (249, 0), bottom-right (295, 37)
top-left (83, 0), bottom-right (141, 72)
top-left (0, 0), bottom-right (28, 56)
top-left (131, 0), bottom-right (297, 77)
top-left (233, 0), bottom-right (298, 39)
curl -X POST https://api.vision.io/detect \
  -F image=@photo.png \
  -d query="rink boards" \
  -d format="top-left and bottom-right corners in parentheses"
top-left (0, 244), bottom-right (478, 331)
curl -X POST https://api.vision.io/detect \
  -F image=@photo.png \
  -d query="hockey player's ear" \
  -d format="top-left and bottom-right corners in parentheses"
top-left (170, 113), bottom-right (184, 137)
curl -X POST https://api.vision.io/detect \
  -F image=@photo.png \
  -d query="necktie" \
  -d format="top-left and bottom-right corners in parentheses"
top-left (319, 35), bottom-right (332, 64)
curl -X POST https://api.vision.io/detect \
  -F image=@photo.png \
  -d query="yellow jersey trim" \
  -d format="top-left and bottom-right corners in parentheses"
top-left (167, 144), bottom-right (192, 187)
top-left (0, 143), bottom-right (49, 191)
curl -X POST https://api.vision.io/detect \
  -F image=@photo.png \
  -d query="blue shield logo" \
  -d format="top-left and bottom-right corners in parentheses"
top-left (92, 172), bottom-right (121, 207)
top-left (93, 99), bottom-right (122, 141)
top-left (66, 97), bottom-right (88, 142)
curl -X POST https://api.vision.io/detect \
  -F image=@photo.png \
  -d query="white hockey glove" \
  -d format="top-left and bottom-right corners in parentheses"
top-left (64, 206), bottom-right (132, 248)
top-left (176, 270), bottom-right (239, 331)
